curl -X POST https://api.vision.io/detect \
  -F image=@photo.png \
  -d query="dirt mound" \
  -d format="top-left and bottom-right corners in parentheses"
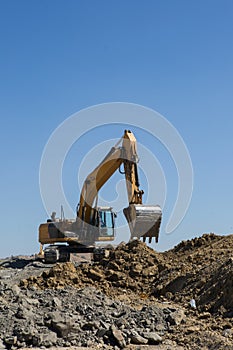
top-left (153, 233), bottom-right (233, 315)
top-left (172, 233), bottom-right (222, 253)
top-left (20, 240), bottom-right (163, 294)
top-left (21, 234), bottom-right (233, 317)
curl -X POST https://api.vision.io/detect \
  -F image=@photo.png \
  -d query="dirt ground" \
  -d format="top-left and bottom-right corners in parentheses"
top-left (1, 233), bottom-right (233, 349)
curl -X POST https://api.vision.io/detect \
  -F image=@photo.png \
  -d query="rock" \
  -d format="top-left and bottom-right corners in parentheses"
top-left (155, 322), bottom-right (166, 331)
top-left (51, 320), bottom-right (72, 337)
top-left (129, 330), bottom-right (148, 344)
top-left (185, 325), bottom-right (200, 333)
top-left (18, 295), bottom-right (39, 307)
top-left (106, 270), bottom-right (123, 282)
top-left (199, 312), bottom-right (211, 319)
top-left (82, 321), bottom-right (100, 330)
top-left (142, 265), bottom-right (158, 277)
top-left (100, 320), bottom-right (111, 329)
top-left (87, 268), bottom-right (104, 281)
top-left (4, 336), bottom-right (17, 345)
top-left (13, 324), bottom-right (37, 343)
top-left (52, 296), bottom-right (62, 308)
top-left (33, 331), bottom-right (57, 347)
top-left (111, 325), bottom-right (126, 348)
top-left (97, 328), bottom-right (109, 337)
top-left (15, 305), bottom-right (33, 319)
top-left (107, 261), bottom-right (121, 271)
top-left (167, 309), bottom-right (185, 325)
top-left (49, 311), bottom-right (63, 324)
top-left (11, 284), bottom-right (21, 296)
top-left (50, 312), bottom-right (73, 337)
top-left (129, 263), bottom-right (143, 277)
top-left (143, 332), bottom-right (163, 344)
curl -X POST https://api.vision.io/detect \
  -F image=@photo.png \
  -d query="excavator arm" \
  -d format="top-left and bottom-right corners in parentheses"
top-left (77, 130), bottom-right (162, 243)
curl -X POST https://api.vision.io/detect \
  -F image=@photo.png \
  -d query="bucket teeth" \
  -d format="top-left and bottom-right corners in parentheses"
top-left (123, 204), bottom-right (162, 243)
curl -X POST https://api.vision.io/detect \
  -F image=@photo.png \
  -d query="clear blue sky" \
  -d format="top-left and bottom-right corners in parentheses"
top-left (0, 0), bottom-right (233, 257)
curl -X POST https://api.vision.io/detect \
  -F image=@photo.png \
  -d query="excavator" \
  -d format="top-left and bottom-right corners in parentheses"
top-left (38, 130), bottom-right (162, 263)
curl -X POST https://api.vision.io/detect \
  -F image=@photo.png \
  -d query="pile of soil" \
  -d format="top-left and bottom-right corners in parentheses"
top-left (20, 240), bottom-right (163, 294)
top-left (154, 233), bottom-right (233, 316)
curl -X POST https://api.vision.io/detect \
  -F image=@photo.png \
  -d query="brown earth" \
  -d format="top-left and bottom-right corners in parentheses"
top-left (21, 233), bottom-right (233, 316)
top-left (18, 233), bottom-right (233, 349)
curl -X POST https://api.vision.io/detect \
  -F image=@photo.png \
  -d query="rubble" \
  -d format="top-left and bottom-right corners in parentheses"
top-left (0, 233), bottom-right (232, 349)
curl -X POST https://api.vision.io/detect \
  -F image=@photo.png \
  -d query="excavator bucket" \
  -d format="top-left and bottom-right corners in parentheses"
top-left (123, 204), bottom-right (162, 243)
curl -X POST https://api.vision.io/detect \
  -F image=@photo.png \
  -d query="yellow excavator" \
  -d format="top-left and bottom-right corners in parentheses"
top-left (39, 130), bottom-right (162, 263)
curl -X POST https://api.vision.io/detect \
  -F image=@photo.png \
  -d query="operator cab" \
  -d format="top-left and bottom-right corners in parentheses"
top-left (97, 207), bottom-right (116, 239)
